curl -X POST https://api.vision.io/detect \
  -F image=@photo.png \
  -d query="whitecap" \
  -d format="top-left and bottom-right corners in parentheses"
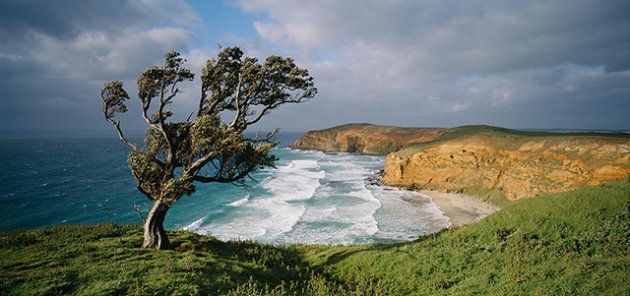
top-left (196, 201), bottom-right (297, 241)
top-left (261, 159), bottom-right (325, 202)
top-left (183, 218), bottom-right (204, 232)
top-left (369, 186), bottom-right (450, 241)
top-left (228, 195), bottom-right (249, 207)
top-left (186, 149), bottom-right (450, 244)
top-left (273, 154), bottom-right (382, 244)
top-left (200, 158), bottom-right (325, 242)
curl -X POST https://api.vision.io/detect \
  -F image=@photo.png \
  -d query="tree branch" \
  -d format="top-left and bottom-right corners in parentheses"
top-left (136, 184), bottom-right (154, 202)
top-left (133, 201), bottom-right (146, 224)
top-left (164, 88), bottom-right (179, 104)
top-left (246, 129), bottom-right (279, 144)
top-left (157, 78), bottom-right (176, 170)
top-left (229, 74), bottom-right (243, 129)
top-left (246, 104), bottom-right (273, 126)
top-left (186, 110), bottom-right (196, 122)
top-left (197, 77), bottom-right (209, 118)
top-left (197, 87), bottom-right (221, 117)
top-left (141, 100), bottom-right (161, 131)
top-left (192, 170), bottom-right (249, 184)
top-left (106, 118), bottom-right (138, 152)
top-left (186, 150), bottom-right (220, 176)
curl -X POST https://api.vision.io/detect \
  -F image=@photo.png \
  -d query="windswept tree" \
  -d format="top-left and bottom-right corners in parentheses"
top-left (101, 47), bottom-right (316, 249)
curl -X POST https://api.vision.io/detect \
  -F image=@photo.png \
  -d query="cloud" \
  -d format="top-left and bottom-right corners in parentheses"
top-left (448, 102), bottom-right (472, 113)
top-left (234, 0), bottom-right (630, 129)
top-left (1, 0), bottom-right (628, 132)
top-left (0, 0), bottom-right (201, 131)
top-left (237, 0), bottom-right (630, 73)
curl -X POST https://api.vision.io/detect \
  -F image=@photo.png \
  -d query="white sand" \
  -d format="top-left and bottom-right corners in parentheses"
top-left (419, 190), bottom-right (501, 227)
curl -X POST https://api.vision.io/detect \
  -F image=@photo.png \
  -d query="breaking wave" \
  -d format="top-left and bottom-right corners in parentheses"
top-left (183, 149), bottom-right (449, 244)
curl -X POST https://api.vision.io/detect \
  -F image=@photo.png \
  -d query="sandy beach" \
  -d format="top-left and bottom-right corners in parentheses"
top-left (420, 190), bottom-right (501, 227)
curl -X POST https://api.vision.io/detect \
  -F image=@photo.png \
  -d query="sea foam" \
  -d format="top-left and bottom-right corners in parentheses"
top-left (228, 195), bottom-right (249, 207)
top-left (182, 149), bottom-right (450, 244)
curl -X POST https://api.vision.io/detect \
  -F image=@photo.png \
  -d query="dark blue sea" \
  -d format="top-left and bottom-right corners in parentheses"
top-left (0, 132), bottom-right (449, 244)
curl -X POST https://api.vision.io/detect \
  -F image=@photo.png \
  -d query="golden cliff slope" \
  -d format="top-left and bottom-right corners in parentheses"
top-left (383, 126), bottom-right (630, 205)
top-left (291, 124), bottom-right (630, 205)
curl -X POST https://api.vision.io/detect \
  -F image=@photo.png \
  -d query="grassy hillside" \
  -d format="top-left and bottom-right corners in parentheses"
top-left (1, 180), bottom-right (629, 295)
top-left (301, 179), bottom-right (630, 295)
top-left (397, 125), bottom-right (630, 157)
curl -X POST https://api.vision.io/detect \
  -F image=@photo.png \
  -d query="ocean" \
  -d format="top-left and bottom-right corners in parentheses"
top-left (0, 132), bottom-right (449, 244)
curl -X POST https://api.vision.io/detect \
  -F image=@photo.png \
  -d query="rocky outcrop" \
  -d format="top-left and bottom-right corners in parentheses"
top-left (383, 129), bottom-right (630, 204)
top-left (292, 124), bottom-right (630, 204)
top-left (289, 123), bottom-right (446, 155)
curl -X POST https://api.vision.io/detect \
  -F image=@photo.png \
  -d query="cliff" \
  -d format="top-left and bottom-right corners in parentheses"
top-left (291, 124), bottom-right (630, 205)
top-left (383, 126), bottom-right (630, 205)
top-left (289, 123), bottom-right (446, 155)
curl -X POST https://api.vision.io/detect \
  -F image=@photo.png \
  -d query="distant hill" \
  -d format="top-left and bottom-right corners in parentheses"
top-left (289, 123), bottom-right (446, 155)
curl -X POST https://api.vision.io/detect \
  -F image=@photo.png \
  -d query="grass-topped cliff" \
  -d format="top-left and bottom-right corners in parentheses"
top-left (1, 180), bottom-right (629, 295)
top-left (384, 125), bottom-right (630, 206)
top-left (289, 123), bottom-right (446, 155)
top-left (291, 124), bottom-right (630, 206)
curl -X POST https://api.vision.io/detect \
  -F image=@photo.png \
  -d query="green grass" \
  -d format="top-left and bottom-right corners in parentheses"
top-left (397, 125), bottom-right (630, 157)
top-left (300, 179), bottom-right (630, 295)
top-left (1, 180), bottom-right (629, 295)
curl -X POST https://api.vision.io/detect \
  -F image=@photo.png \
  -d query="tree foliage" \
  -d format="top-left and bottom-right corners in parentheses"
top-left (101, 47), bottom-right (316, 249)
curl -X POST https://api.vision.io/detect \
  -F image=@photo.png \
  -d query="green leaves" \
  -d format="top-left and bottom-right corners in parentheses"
top-left (128, 152), bottom-right (163, 197)
top-left (101, 81), bottom-right (129, 120)
top-left (103, 47), bottom-right (315, 204)
top-left (137, 66), bottom-right (162, 106)
top-left (161, 176), bottom-right (195, 204)
top-left (199, 46), bottom-right (317, 123)
top-left (136, 51), bottom-right (195, 121)
top-left (200, 48), bottom-right (243, 113)
top-left (190, 114), bottom-right (223, 154)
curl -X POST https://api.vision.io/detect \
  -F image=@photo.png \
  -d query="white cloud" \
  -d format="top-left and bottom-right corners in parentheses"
top-left (448, 102), bottom-right (471, 113)
top-left (2, 0), bottom-right (629, 131)
top-left (32, 27), bottom-right (194, 78)
top-left (232, 0), bottom-right (630, 129)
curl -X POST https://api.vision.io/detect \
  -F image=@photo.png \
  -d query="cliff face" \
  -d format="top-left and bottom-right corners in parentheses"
top-left (289, 123), bottom-right (446, 155)
top-left (292, 124), bottom-right (630, 204)
top-left (383, 128), bottom-right (630, 204)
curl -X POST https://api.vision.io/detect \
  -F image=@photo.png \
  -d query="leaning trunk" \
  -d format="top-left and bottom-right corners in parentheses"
top-left (142, 200), bottom-right (171, 249)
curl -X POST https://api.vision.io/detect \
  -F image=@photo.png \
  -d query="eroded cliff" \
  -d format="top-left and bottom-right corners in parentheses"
top-left (291, 124), bottom-right (630, 205)
top-left (289, 123), bottom-right (446, 155)
top-left (383, 126), bottom-right (630, 205)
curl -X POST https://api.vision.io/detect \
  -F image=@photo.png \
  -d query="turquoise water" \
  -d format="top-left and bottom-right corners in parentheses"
top-left (0, 132), bottom-right (449, 244)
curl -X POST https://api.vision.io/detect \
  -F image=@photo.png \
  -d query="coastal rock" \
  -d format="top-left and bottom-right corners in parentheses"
top-left (383, 132), bottom-right (630, 202)
top-left (292, 124), bottom-right (630, 204)
top-left (290, 124), bottom-right (630, 205)
top-left (289, 123), bottom-right (445, 155)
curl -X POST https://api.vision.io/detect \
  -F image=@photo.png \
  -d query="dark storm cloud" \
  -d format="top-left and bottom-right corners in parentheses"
top-left (0, 0), bottom-right (200, 132)
top-left (1, 0), bottom-right (141, 41)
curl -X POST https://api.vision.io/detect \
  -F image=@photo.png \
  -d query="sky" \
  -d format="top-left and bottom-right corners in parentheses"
top-left (1, 0), bottom-right (629, 135)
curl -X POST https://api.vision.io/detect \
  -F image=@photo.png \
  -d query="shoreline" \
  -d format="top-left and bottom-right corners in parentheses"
top-left (419, 190), bottom-right (501, 227)
top-left (290, 146), bottom-right (501, 229)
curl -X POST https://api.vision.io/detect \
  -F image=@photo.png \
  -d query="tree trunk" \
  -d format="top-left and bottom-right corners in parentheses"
top-left (142, 200), bottom-right (171, 249)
